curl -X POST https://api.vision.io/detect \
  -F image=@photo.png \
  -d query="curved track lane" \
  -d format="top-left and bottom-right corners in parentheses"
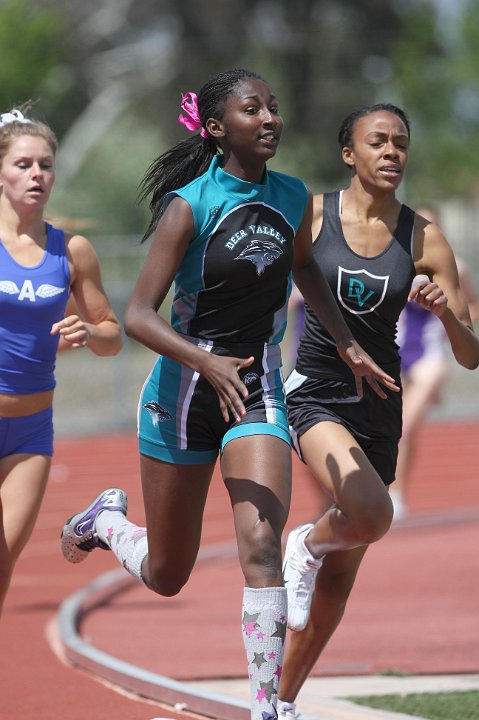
top-left (3, 422), bottom-right (479, 720)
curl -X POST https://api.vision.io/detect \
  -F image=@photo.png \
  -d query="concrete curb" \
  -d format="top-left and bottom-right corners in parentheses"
top-left (55, 512), bottom-right (479, 720)
top-left (57, 567), bottom-right (252, 720)
top-left (54, 543), bottom-right (446, 720)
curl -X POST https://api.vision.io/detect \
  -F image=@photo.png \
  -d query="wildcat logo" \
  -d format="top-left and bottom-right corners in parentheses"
top-left (235, 239), bottom-right (283, 276)
top-left (337, 267), bottom-right (389, 314)
top-left (0, 280), bottom-right (66, 302)
top-left (144, 401), bottom-right (173, 427)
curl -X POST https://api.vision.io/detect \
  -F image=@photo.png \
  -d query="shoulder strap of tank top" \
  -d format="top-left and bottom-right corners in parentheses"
top-left (316, 190), bottom-right (342, 243)
top-left (394, 204), bottom-right (415, 256)
top-left (45, 224), bottom-right (70, 285)
top-left (45, 223), bottom-right (67, 256)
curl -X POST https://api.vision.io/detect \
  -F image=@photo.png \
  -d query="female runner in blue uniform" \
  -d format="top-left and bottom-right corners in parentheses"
top-left (60, 70), bottom-right (396, 720)
top-left (277, 104), bottom-right (479, 720)
top-left (0, 107), bottom-right (122, 619)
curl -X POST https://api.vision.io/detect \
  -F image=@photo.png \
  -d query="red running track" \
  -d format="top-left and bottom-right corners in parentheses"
top-left (2, 420), bottom-right (479, 718)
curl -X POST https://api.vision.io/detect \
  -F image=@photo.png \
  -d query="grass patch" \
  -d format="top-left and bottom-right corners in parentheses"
top-left (377, 668), bottom-right (413, 677)
top-left (348, 690), bottom-right (479, 719)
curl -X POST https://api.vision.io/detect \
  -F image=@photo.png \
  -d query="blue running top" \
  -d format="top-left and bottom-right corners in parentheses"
top-left (0, 223), bottom-right (70, 394)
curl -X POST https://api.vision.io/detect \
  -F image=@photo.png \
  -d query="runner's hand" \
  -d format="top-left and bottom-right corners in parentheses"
top-left (198, 353), bottom-right (255, 422)
top-left (409, 274), bottom-right (448, 317)
top-left (337, 341), bottom-right (400, 399)
top-left (51, 314), bottom-right (91, 349)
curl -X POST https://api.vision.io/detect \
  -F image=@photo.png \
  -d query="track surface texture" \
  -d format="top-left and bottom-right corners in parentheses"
top-left (2, 421), bottom-right (479, 719)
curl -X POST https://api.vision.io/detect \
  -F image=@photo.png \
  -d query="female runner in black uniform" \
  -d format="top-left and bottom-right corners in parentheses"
top-left (277, 103), bottom-right (479, 720)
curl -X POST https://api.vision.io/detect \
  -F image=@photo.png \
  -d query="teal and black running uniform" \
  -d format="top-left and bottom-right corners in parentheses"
top-left (286, 191), bottom-right (416, 485)
top-left (139, 156), bottom-right (309, 464)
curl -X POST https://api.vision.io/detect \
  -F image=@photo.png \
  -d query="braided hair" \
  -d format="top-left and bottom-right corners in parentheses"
top-left (139, 68), bottom-right (262, 242)
top-left (337, 103), bottom-right (410, 149)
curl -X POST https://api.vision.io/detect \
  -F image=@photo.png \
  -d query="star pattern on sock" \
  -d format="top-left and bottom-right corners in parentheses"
top-left (258, 678), bottom-right (276, 703)
top-left (115, 529), bottom-right (126, 545)
top-left (243, 611), bottom-right (261, 636)
top-left (257, 688), bottom-right (268, 703)
top-left (252, 651), bottom-right (266, 669)
top-left (271, 619), bottom-right (286, 644)
top-left (131, 529), bottom-right (147, 541)
top-left (242, 590), bottom-right (286, 720)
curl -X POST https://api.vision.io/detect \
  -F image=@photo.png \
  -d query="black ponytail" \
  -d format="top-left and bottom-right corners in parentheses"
top-left (138, 134), bottom-right (217, 242)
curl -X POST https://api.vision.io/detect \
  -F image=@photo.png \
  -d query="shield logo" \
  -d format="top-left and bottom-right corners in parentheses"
top-left (337, 267), bottom-right (389, 315)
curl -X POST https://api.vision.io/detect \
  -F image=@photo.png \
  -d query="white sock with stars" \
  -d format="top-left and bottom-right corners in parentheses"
top-left (96, 510), bottom-right (148, 583)
top-left (242, 586), bottom-right (287, 720)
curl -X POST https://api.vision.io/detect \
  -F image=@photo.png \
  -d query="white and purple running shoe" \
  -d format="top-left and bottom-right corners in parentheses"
top-left (61, 487), bottom-right (127, 563)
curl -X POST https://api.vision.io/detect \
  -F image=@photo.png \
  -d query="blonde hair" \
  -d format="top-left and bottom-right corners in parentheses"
top-left (0, 102), bottom-right (58, 166)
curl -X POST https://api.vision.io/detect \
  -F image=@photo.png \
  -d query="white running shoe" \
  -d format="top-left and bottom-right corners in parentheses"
top-left (61, 487), bottom-right (127, 563)
top-left (283, 523), bottom-right (323, 631)
top-left (390, 489), bottom-right (407, 522)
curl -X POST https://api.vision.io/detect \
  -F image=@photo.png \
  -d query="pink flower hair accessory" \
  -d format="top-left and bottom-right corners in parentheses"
top-left (178, 91), bottom-right (209, 138)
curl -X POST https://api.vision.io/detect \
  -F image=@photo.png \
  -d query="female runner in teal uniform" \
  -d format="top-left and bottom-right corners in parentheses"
top-left (60, 71), bottom-right (397, 720)
top-left (277, 104), bottom-right (479, 720)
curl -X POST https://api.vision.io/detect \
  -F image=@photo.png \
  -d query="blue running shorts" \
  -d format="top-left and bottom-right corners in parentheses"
top-left (0, 407), bottom-right (54, 458)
